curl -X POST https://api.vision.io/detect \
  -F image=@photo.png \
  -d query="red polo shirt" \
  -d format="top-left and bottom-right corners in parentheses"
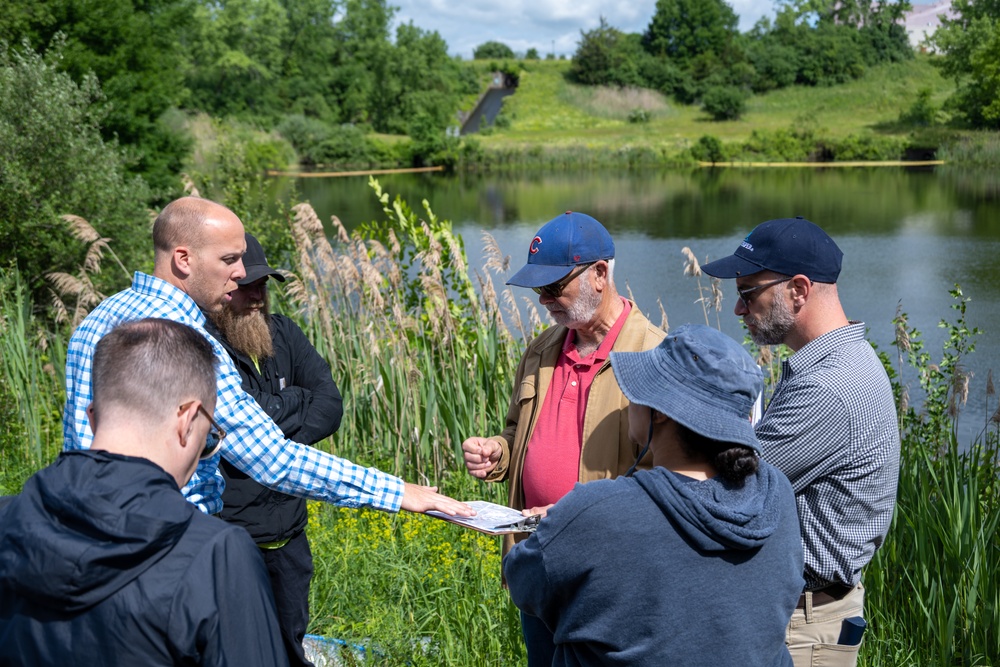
top-left (521, 299), bottom-right (631, 509)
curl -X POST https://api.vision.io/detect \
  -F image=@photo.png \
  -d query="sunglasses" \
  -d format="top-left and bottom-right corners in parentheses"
top-left (736, 277), bottom-right (791, 308)
top-left (181, 401), bottom-right (227, 460)
top-left (532, 262), bottom-right (595, 298)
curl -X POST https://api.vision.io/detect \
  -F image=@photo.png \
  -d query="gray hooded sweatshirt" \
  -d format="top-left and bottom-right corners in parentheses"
top-left (504, 462), bottom-right (804, 667)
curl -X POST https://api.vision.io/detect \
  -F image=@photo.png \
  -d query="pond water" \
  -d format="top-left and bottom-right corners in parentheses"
top-left (281, 166), bottom-right (1000, 447)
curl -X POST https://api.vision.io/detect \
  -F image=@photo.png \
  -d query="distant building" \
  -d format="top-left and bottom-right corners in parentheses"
top-left (903, 1), bottom-right (956, 48)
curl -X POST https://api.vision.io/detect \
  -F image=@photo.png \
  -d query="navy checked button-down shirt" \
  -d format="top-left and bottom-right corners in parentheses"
top-left (755, 322), bottom-right (900, 590)
top-left (63, 272), bottom-right (405, 515)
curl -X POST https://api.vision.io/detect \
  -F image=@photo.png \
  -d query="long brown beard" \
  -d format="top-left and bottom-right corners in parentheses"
top-left (209, 300), bottom-right (274, 360)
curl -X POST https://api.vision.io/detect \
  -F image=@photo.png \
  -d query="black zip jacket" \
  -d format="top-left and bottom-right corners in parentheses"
top-left (0, 450), bottom-right (287, 666)
top-left (205, 314), bottom-right (343, 544)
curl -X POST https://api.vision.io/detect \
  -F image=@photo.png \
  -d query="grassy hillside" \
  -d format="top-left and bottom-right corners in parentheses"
top-left (471, 56), bottom-right (955, 155)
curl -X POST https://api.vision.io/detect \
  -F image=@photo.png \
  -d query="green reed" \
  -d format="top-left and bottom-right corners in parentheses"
top-left (0, 269), bottom-right (65, 493)
top-left (859, 290), bottom-right (999, 667)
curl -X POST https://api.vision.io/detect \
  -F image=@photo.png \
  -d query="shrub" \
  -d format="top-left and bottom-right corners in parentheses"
top-left (690, 134), bottom-right (727, 163)
top-left (734, 128), bottom-right (815, 161)
top-left (407, 113), bottom-right (460, 169)
top-left (628, 108), bottom-right (651, 124)
top-left (701, 85), bottom-right (747, 121)
top-left (313, 124), bottom-right (373, 165)
top-left (898, 88), bottom-right (938, 127)
top-left (829, 134), bottom-right (906, 161)
top-left (277, 114), bottom-right (333, 165)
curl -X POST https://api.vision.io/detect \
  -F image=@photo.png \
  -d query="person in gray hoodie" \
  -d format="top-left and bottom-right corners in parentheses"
top-left (503, 324), bottom-right (804, 667)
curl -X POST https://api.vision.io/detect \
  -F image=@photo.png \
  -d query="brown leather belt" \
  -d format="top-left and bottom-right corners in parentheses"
top-left (796, 583), bottom-right (854, 609)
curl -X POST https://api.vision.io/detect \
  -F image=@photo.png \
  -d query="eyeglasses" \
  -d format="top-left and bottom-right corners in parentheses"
top-left (181, 401), bottom-right (227, 460)
top-left (532, 263), bottom-right (595, 298)
top-left (736, 277), bottom-right (791, 308)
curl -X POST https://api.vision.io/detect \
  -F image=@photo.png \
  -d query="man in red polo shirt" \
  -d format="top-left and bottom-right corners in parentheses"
top-left (462, 211), bottom-right (665, 666)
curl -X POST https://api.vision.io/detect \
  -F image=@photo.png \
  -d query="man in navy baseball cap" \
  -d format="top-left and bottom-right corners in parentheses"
top-left (701, 216), bottom-right (844, 349)
top-left (702, 216), bottom-right (899, 667)
top-left (701, 216), bottom-right (843, 283)
top-left (462, 211), bottom-right (664, 666)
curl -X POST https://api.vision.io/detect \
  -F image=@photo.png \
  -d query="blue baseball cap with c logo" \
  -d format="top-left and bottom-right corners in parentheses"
top-left (506, 211), bottom-right (615, 288)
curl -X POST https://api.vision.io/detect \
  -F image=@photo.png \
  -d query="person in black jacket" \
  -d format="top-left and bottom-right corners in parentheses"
top-left (205, 233), bottom-right (341, 667)
top-left (0, 318), bottom-right (287, 666)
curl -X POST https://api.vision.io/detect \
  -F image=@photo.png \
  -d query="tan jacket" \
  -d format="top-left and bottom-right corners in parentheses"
top-left (485, 301), bottom-right (666, 555)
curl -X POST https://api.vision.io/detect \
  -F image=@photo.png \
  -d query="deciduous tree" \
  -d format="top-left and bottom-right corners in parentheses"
top-left (473, 40), bottom-right (514, 59)
top-left (0, 42), bottom-right (149, 299)
top-left (643, 0), bottom-right (739, 65)
top-left (933, 3), bottom-right (1000, 128)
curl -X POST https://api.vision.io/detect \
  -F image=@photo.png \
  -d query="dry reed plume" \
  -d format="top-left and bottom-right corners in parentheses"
top-left (480, 231), bottom-right (539, 342)
top-left (657, 298), bottom-right (669, 332)
top-left (680, 248), bottom-right (724, 329)
top-left (46, 214), bottom-right (131, 327)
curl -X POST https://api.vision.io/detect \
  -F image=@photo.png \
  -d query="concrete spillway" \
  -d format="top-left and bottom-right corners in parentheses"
top-left (460, 87), bottom-right (515, 135)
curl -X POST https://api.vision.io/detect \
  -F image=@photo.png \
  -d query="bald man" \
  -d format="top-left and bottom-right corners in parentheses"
top-left (64, 196), bottom-right (472, 519)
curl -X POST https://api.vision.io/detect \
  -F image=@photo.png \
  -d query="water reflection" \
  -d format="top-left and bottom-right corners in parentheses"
top-left (288, 167), bottom-right (1000, 446)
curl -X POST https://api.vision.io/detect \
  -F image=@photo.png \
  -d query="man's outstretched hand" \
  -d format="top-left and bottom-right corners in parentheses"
top-left (401, 483), bottom-right (476, 517)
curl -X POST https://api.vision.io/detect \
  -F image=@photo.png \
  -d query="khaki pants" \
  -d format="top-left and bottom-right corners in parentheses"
top-left (787, 583), bottom-right (865, 667)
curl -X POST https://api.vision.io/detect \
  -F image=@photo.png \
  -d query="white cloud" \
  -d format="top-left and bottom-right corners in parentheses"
top-left (394, 0), bottom-right (937, 59)
top-left (393, 0), bottom-right (662, 58)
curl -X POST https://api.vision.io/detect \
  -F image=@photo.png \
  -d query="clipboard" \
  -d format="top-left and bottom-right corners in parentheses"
top-left (426, 500), bottom-right (540, 535)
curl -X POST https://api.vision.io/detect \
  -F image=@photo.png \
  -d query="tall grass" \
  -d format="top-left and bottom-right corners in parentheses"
top-left (0, 270), bottom-right (65, 487)
top-left (860, 290), bottom-right (1000, 666)
top-left (864, 436), bottom-right (1000, 666)
top-left (272, 180), bottom-right (535, 662)
top-left (558, 84), bottom-right (674, 122)
top-left (937, 133), bottom-right (1000, 167)
top-left (280, 178), bottom-right (529, 483)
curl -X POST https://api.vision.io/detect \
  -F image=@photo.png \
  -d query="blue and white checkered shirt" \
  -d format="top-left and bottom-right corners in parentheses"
top-left (64, 272), bottom-right (405, 515)
top-left (756, 322), bottom-right (900, 590)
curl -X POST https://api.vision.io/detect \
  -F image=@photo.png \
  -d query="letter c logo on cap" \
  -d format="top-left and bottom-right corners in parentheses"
top-left (529, 236), bottom-right (542, 254)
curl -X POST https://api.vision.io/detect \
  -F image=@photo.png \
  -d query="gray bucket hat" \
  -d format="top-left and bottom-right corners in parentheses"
top-left (610, 324), bottom-right (763, 452)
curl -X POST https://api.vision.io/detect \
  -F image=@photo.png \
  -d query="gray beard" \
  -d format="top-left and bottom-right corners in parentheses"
top-left (209, 302), bottom-right (274, 360)
top-left (746, 295), bottom-right (796, 346)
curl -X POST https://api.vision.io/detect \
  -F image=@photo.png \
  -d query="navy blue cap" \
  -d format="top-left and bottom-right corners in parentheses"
top-left (507, 211), bottom-right (615, 288)
top-left (238, 233), bottom-right (285, 285)
top-left (610, 324), bottom-right (763, 452)
top-left (701, 217), bottom-right (843, 283)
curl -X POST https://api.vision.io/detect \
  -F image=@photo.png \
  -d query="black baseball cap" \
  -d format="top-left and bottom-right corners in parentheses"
top-left (239, 233), bottom-right (286, 285)
top-left (701, 217), bottom-right (843, 283)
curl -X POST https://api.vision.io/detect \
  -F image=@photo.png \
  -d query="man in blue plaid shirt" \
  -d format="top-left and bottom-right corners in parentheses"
top-left (703, 217), bottom-right (900, 667)
top-left (64, 196), bottom-right (473, 520)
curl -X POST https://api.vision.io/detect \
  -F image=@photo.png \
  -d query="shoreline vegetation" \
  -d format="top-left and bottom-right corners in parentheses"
top-left (210, 58), bottom-right (1000, 176)
top-left (2, 180), bottom-right (998, 666)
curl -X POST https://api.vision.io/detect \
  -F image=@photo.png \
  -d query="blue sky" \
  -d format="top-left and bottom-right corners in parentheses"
top-left (392, 0), bottom-right (941, 59)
